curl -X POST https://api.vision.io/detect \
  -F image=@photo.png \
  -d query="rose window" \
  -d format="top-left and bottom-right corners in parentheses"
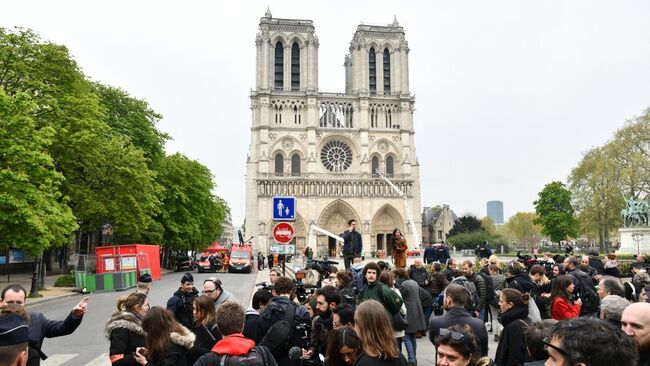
top-left (320, 140), bottom-right (353, 172)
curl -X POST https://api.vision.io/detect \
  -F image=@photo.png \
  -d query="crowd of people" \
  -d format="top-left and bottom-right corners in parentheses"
top-left (1, 232), bottom-right (650, 366)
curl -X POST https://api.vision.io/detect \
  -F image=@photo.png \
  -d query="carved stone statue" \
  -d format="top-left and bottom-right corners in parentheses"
top-left (621, 196), bottom-right (649, 227)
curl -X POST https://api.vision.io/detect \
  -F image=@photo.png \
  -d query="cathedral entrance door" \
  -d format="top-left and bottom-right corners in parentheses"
top-left (386, 233), bottom-right (393, 251)
top-left (328, 237), bottom-right (337, 257)
top-left (376, 234), bottom-right (384, 252)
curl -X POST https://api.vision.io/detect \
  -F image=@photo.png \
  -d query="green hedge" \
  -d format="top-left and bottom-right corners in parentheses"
top-left (54, 272), bottom-right (76, 287)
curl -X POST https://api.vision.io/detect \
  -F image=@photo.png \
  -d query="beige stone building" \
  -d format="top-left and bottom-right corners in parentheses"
top-left (422, 205), bottom-right (457, 244)
top-left (245, 11), bottom-right (422, 256)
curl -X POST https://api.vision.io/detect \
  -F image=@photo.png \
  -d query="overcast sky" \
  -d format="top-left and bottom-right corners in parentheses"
top-left (3, 1), bottom-right (650, 226)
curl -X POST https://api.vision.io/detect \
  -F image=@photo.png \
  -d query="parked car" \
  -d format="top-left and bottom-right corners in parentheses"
top-left (175, 255), bottom-right (194, 272)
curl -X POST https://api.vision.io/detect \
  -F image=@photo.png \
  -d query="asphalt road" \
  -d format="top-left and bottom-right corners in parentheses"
top-left (33, 270), bottom-right (258, 366)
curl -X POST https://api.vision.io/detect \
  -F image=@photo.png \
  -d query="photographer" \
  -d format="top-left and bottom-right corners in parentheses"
top-left (256, 276), bottom-right (311, 366)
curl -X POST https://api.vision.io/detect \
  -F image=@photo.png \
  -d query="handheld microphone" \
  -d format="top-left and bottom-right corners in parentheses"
top-left (288, 346), bottom-right (302, 360)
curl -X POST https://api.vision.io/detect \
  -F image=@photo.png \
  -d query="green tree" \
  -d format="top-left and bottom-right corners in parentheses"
top-left (534, 181), bottom-right (578, 244)
top-left (503, 212), bottom-right (542, 248)
top-left (448, 215), bottom-right (482, 236)
top-left (568, 110), bottom-right (650, 250)
top-left (93, 83), bottom-right (169, 166)
top-left (156, 153), bottom-right (228, 253)
top-left (72, 135), bottom-right (161, 243)
top-left (0, 90), bottom-right (77, 254)
top-left (569, 147), bottom-right (621, 251)
top-left (481, 216), bottom-right (496, 235)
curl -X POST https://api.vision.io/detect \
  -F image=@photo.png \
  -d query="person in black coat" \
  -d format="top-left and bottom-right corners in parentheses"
top-left (1, 284), bottom-right (87, 366)
top-left (166, 273), bottom-right (199, 329)
top-left (423, 243), bottom-right (436, 264)
top-left (243, 288), bottom-right (272, 342)
top-left (105, 293), bottom-right (148, 366)
top-left (428, 284), bottom-right (488, 357)
top-left (495, 288), bottom-right (531, 366)
top-left (189, 296), bottom-right (221, 363)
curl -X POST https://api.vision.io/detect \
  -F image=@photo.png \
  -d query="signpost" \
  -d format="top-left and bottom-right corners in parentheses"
top-left (273, 196), bottom-right (296, 221)
top-left (273, 222), bottom-right (295, 244)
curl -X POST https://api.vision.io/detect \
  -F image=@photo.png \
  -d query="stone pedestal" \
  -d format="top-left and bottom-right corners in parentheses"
top-left (617, 227), bottom-right (650, 255)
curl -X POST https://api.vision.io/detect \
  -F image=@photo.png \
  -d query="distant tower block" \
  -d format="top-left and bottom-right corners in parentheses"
top-left (486, 200), bottom-right (504, 224)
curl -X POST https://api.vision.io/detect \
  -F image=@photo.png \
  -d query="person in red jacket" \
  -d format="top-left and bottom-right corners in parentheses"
top-left (550, 275), bottom-right (581, 320)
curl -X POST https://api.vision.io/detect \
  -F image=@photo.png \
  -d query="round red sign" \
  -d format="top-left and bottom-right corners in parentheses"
top-left (273, 222), bottom-right (295, 244)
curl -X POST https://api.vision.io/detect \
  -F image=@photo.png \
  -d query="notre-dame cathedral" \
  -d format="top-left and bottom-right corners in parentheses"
top-left (245, 10), bottom-right (422, 256)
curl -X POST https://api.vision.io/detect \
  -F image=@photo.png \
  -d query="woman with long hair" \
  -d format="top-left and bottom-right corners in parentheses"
top-left (189, 296), bottom-right (221, 362)
top-left (434, 325), bottom-right (494, 366)
top-left (549, 275), bottom-right (581, 320)
top-left (105, 292), bottom-right (149, 366)
top-left (494, 288), bottom-right (531, 366)
top-left (391, 228), bottom-right (408, 269)
top-left (135, 306), bottom-right (195, 366)
top-left (326, 326), bottom-right (362, 366)
top-left (378, 270), bottom-right (406, 347)
top-left (354, 299), bottom-right (407, 365)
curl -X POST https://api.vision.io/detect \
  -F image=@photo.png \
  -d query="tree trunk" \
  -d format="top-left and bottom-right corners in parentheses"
top-left (29, 257), bottom-right (40, 297)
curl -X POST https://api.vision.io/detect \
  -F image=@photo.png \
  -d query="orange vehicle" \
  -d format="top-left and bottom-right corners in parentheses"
top-left (228, 243), bottom-right (253, 273)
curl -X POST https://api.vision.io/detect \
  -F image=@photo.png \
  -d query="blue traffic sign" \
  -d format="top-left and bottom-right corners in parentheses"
top-left (273, 196), bottom-right (296, 221)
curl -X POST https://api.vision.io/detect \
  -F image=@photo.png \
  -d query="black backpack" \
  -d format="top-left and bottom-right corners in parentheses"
top-left (259, 303), bottom-right (296, 357)
top-left (477, 272), bottom-right (496, 306)
top-left (570, 271), bottom-right (600, 313)
top-left (450, 277), bottom-right (480, 313)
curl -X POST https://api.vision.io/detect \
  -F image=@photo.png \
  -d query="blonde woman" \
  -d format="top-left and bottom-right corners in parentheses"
top-left (354, 300), bottom-right (408, 366)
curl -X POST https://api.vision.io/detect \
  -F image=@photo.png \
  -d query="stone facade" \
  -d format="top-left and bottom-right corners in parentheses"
top-left (245, 11), bottom-right (422, 256)
top-left (422, 205), bottom-right (457, 244)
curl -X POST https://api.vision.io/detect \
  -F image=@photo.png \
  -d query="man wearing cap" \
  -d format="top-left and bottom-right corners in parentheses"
top-left (202, 277), bottom-right (238, 310)
top-left (0, 284), bottom-right (88, 366)
top-left (166, 272), bottom-right (199, 329)
top-left (0, 313), bottom-right (30, 366)
top-left (135, 273), bottom-right (152, 295)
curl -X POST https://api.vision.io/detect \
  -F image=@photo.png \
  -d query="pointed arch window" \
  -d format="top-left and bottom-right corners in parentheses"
top-left (383, 48), bottom-right (391, 94)
top-left (291, 42), bottom-right (300, 91)
top-left (386, 156), bottom-right (394, 177)
top-left (274, 42), bottom-right (284, 90)
top-left (369, 47), bottom-right (376, 95)
top-left (274, 153), bottom-right (284, 176)
top-left (291, 154), bottom-right (301, 176)
top-left (371, 156), bottom-right (379, 176)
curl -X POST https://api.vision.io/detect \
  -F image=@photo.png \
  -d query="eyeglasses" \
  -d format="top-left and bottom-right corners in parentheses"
top-left (543, 337), bottom-right (570, 358)
top-left (202, 289), bottom-right (216, 294)
top-left (439, 328), bottom-right (464, 341)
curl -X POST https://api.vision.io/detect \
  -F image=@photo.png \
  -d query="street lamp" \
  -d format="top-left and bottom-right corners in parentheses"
top-left (632, 232), bottom-right (644, 256)
top-left (102, 223), bottom-right (113, 246)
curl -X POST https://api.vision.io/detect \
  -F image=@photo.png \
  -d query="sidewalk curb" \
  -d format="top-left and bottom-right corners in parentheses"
top-left (25, 291), bottom-right (82, 308)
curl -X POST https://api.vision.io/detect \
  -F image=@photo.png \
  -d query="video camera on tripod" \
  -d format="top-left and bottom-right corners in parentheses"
top-left (307, 257), bottom-right (339, 286)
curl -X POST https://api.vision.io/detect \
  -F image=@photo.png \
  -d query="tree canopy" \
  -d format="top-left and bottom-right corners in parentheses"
top-left (0, 27), bottom-right (227, 256)
top-left (569, 111), bottom-right (650, 249)
top-left (534, 181), bottom-right (577, 243)
top-left (448, 215), bottom-right (483, 236)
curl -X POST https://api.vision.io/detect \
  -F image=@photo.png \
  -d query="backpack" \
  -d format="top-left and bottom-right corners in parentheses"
top-left (197, 345), bottom-right (275, 366)
top-left (570, 271), bottom-right (600, 313)
top-left (259, 303), bottom-right (296, 357)
top-left (450, 277), bottom-right (480, 314)
top-left (476, 272), bottom-right (496, 306)
top-left (350, 266), bottom-right (364, 294)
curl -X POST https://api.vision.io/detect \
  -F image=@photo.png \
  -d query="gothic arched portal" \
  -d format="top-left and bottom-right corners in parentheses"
top-left (317, 199), bottom-right (361, 257)
top-left (371, 204), bottom-right (403, 252)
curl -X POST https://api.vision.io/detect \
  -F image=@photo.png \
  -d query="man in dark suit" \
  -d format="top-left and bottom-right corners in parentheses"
top-left (342, 219), bottom-right (362, 270)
